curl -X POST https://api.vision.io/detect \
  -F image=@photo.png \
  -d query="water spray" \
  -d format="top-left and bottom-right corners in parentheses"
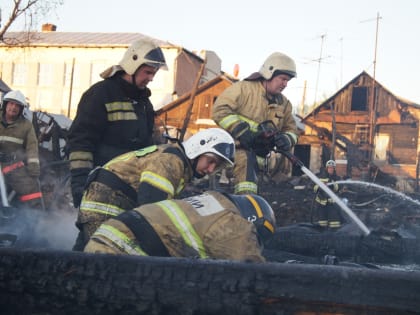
top-left (278, 150), bottom-right (371, 236)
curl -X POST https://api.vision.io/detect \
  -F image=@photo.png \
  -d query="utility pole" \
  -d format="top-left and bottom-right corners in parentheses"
top-left (313, 33), bottom-right (327, 106)
top-left (363, 12), bottom-right (382, 161)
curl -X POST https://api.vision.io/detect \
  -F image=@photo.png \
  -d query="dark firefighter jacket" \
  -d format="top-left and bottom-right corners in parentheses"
top-left (84, 190), bottom-right (265, 262)
top-left (314, 171), bottom-right (340, 205)
top-left (68, 74), bottom-right (155, 200)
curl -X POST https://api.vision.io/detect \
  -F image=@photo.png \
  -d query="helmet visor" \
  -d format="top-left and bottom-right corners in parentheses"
top-left (144, 47), bottom-right (167, 69)
top-left (213, 142), bottom-right (235, 166)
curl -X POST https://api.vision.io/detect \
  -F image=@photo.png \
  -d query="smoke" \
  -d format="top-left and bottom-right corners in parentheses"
top-left (1, 206), bottom-right (78, 250)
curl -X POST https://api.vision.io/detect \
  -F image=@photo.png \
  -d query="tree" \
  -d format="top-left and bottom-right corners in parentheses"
top-left (0, 0), bottom-right (64, 44)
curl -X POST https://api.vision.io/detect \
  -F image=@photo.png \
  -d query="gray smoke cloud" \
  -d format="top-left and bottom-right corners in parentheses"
top-left (1, 206), bottom-right (78, 250)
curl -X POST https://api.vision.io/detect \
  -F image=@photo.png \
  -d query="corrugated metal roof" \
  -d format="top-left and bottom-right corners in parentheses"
top-left (1, 31), bottom-right (175, 48)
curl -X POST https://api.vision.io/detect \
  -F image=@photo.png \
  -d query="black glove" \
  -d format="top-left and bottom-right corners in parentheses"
top-left (232, 122), bottom-right (255, 151)
top-left (238, 129), bottom-right (256, 150)
top-left (71, 186), bottom-right (84, 208)
top-left (274, 133), bottom-right (293, 151)
top-left (70, 168), bottom-right (90, 208)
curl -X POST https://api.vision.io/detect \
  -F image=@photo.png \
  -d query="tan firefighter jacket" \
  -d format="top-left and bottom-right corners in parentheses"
top-left (84, 190), bottom-right (265, 262)
top-left (212, 80), bottom-right (298, 146)
top-left (79, 143), bottom-right (193, 225)
top-left (0, 112), bottom-right (40, 177)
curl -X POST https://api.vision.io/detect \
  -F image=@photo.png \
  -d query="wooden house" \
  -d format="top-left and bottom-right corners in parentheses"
top-left (297, 71), bottom-right (420, 182)
top-left (154, 74), bottom-right (236, 140)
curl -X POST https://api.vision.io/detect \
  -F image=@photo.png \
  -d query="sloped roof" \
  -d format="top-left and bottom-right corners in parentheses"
top-left (303, 71), bottom-right (420, 120)
top-left (0, 78), bottom-right (11, 93)
top-left (1, 31), bottom-right (174, 48)
top-left (156, 75), bottom-right (235, 115)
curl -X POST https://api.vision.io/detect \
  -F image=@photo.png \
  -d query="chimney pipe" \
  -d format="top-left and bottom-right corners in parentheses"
top-left (42, 23), bottom-right (57, 32)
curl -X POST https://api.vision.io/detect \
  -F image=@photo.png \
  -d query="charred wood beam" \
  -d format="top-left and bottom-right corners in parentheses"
top-left (0, 249), bottom-right (419, 314)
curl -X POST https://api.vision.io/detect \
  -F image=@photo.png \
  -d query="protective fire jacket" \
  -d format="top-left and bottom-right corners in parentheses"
top-left (0, 112), bottom-right (40, 176)
top-left (78, 143), bottom-right (193, 232)
top-left (212, 80), bottom-right (298, 194)
top-left (84, 190), bottom-right (265, 262)
top-left (314, 172), bottom-right (340, 205)
top-left (68, 74), bottom-right (155, 196)
top-left (212, 80), bottom-right (298, 145)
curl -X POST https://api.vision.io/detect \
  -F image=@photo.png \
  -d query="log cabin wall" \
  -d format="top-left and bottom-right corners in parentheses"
top-left (300, 71), bottom-right (420, 181)
top-left (155, 76), bottom-right (234, 137)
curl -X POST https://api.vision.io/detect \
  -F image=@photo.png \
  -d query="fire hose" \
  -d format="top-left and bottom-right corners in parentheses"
top-left (277, 149), bottom-right (370, 236)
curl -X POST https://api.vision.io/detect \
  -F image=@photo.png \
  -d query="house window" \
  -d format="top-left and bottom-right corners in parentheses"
top-left (351, 87), bottom-right (368, 111)
top-left (64, 62), bottom-right (81, 88)
top-left (38, 63), bottom-right (54, 86)
top-left (12, 63), bottom-right (27, 86)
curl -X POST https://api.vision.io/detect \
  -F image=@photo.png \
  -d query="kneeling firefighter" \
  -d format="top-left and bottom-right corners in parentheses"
top-left (73, 128), bottom-right (235, 250)
top-left (84, 190), bottom-right (276, 262)
top-left (0, 91), bottom-right (44, 210)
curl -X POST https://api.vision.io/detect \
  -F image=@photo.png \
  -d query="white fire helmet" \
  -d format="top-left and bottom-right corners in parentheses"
top-left (326, 160), bottom-right (336, 168)
top-left (182, 128), bottom-right (235, 166)
top-left (101, 38), bottom-right (167, 78)
top-left (2, 90), bottom-right (28, 109)
top-left (259, 52), bottom-right (297, 80)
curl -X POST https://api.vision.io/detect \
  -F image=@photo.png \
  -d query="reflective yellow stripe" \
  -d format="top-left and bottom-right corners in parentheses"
top-left (134, 145), bottom-right (158, 157)
top-left (27, 158), bottom-right (40, 164)
top-left (104, 151), bottom-right (136, 168)
top-left (140, 171), bottom-right (175, 196)
top-left (245, 195), bottom-right (263, 218)
top-left (175, 178), bottom-right (185, 195)
top-left (69, 151), bottom-right (93, 161)
top-left (0, 135), bottom-right (24, 144)
top-left (315, 196), bottom-right (328, 205)
top-left (93, 224), bottom-right (147, 255)
top-left (107, 112), bottom-right (137, 121)
top-left (234, 181), bottom-right (258, 194)
top-left (219, 115), bottom-right (241, 130)
top-left (80, 200), bottom-right (125, 216)
top-left (264, 220), bottom-right (275, 233)
top-left (238, 116), bottom-right (259, 132)
top-left (157, 200), bottom-right (207, 258)
top-left (285, 131), bottom-right (298, 145)
top-left (105, 101), bottom-right (133, 111)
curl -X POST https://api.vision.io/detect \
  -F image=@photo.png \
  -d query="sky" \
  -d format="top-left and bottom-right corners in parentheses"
top-left (6, 0), bottom-right (420, 111)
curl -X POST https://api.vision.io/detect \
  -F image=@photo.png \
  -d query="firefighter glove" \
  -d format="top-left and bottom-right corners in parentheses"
top-left (70, 168), bottom-right (89, 208)
top-left (231, 122), bottom-right (255, 151)
top-left (274, 133), bottom-right (293, 151)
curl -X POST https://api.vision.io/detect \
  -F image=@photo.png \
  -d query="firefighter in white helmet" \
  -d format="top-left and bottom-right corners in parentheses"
top-left (313, 160), bottom-right (343, 230)
top-left (84, 190), bottom-right (275, 262)
top-left (212, 52), bottom-right (299, 194)
top-left (72, 128), bottom-right (235, 250)
top-left (68, 38), bottom-right (168, 209)
top-left (0, 90), bottom-right (44, 210)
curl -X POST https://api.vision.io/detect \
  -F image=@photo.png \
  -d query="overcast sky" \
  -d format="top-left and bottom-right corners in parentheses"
top-left (7, 0), bottom-right (420, 109)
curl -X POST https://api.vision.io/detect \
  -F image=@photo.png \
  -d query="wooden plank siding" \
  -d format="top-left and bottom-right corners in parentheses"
top-left (300, 71), bottom-right (420, 181)
top-left (155, 75), bottom-right (234, 136)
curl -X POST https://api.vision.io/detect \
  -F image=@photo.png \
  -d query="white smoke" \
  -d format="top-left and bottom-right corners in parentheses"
top-left (1, 206), bottom-right (78, 250)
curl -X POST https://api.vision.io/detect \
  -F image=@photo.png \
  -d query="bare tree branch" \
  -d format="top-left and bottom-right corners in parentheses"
top-left (0, 0), bottom-right (64, 44)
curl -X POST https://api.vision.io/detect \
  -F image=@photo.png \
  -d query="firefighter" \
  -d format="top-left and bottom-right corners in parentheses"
top-left (212, 52), bottom-right (299, 194)
top-left (68, 38), bottom-right (168, 209)
top-left (84, 190), bottom-right (275, 262)
top-left (72, 128), bottom-right (235, 250)
top-left (313, 160), bottom-right (342, 230)
top-left (0, 90), bottom-right (44, 210)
